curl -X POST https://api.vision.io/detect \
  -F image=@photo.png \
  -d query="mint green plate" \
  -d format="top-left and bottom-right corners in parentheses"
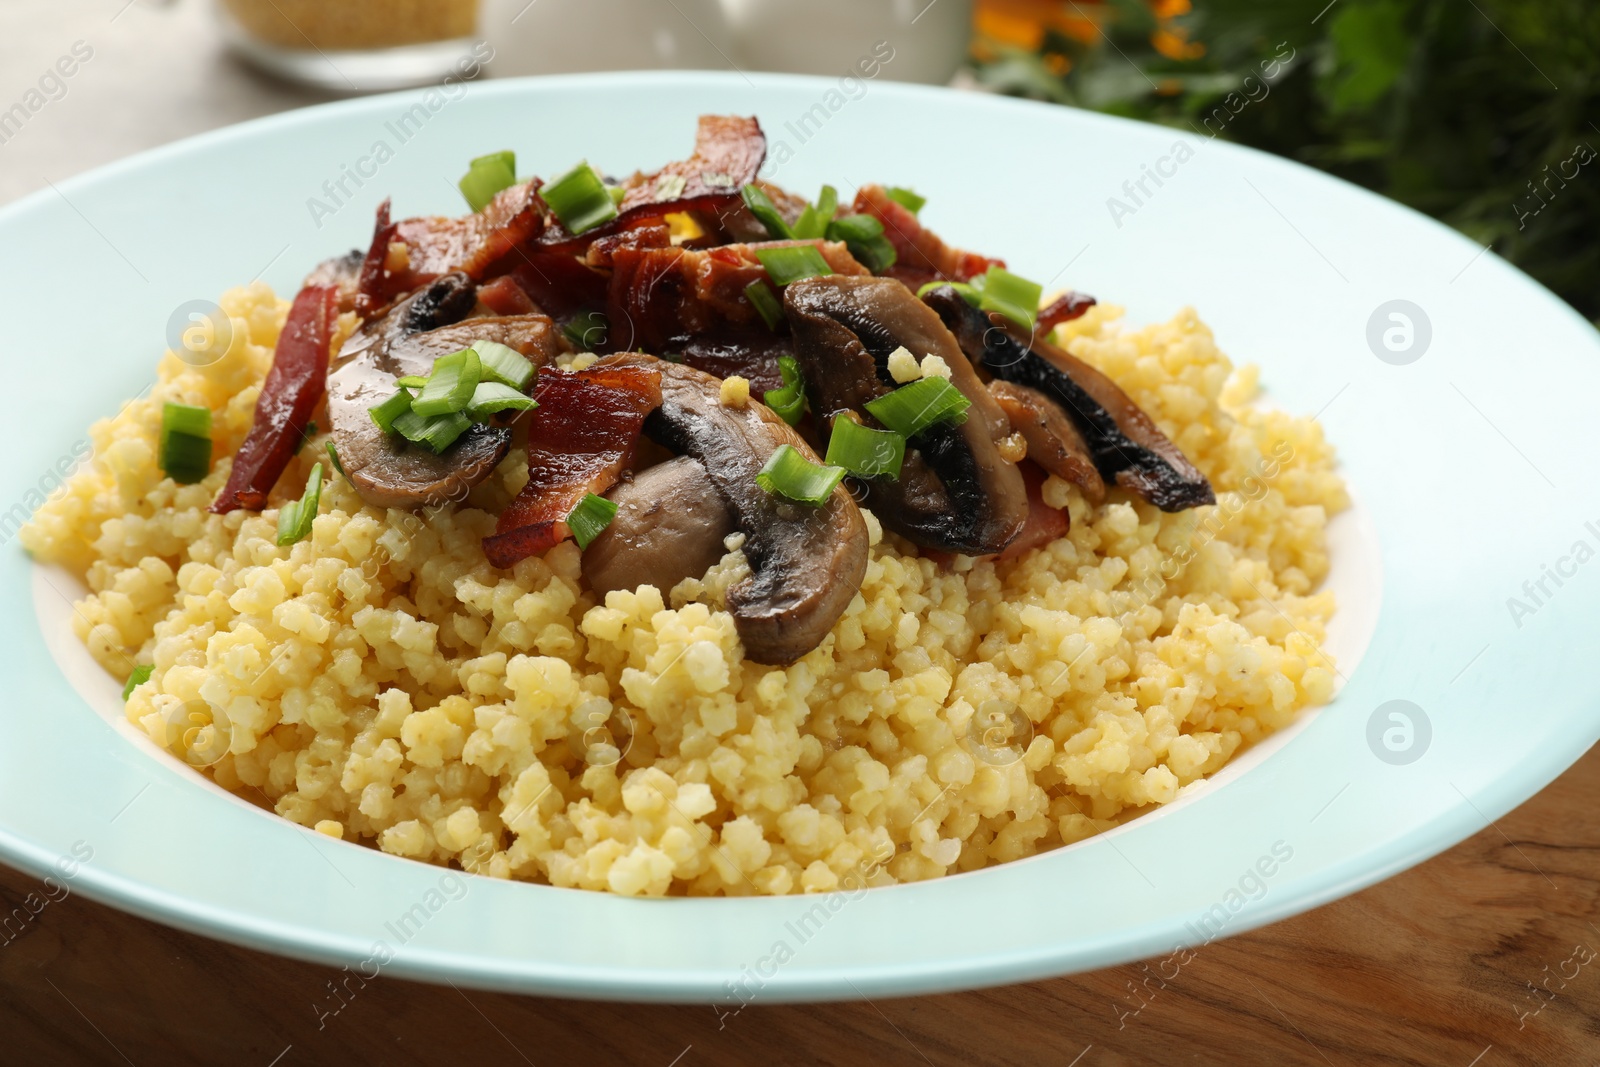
top-left (2, 73), bottom-right (1594, 1003)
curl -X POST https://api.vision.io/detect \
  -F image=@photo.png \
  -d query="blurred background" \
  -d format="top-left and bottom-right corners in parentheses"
top-left (2, 0), bottom-right (1593, 323)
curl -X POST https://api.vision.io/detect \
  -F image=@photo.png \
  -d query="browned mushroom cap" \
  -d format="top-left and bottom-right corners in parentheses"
top-left (989, 380), bottom-right (1106, 504)
top-left (608, 353), bottom-right (867, 666)
top-left (302, 249), bottom-right (365, 315)
top-left (328, 273), bottom-right (562, 510)
top-left (581, 455), bottom-right (736, 598)
top-left (924, 286), bottom-right (1214, 511)
top-left (784, 275), bottom-right (1028, 555)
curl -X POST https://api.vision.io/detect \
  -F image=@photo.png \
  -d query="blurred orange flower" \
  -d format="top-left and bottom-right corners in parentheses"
top-left (973, 0), bottom-right (1204, 60)
top-left (1153, 26), bottom-right (1205, 60)
top-left (973, 0), bottom-right (1100, 51)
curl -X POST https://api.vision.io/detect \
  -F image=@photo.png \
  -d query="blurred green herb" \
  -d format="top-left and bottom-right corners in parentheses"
top-left (972, 0), bottom-right (1600, 323)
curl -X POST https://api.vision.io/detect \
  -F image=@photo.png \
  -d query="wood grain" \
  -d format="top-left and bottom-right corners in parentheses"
top-left (2, 744), bottom-right (1596, 1067)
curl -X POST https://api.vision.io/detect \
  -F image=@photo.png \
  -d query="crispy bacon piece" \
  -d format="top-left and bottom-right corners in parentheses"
top-left (1038, 291), bottom-right (1098, 332)
top-left (476, 275), bottom-right (539, 316)
top-left (482, 364), bottom-right (663, 568)
top-left (997, 462), bottom-right (1070, 561)
top-left (852, 184), bottom-right (1004, 291)
top-left (211, 284), bottom-right (339, 513)
top-left (504, 253), bottom-right (610, 324)
top-left (537, 115), bottom-right (767, 253)
top-left (354, 182), bottom-right (546, 317)
top-left (605, 240), bottom-right (869, 390)
top-left (585, 222), bottom-right (672, 268)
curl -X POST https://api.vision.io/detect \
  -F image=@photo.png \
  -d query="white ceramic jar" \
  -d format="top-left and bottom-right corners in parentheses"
top-left (720, 0), bottom-right (973, 84)
top-left (480, 0), bottom-right (739, 76)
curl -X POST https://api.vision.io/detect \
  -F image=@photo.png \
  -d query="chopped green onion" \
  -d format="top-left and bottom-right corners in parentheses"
top-left (392, 409), bottom-right (472, 454)
top-left (864, 377), bottom-right (971, 439)
top-left (471, 150), bottom-right (515, 177)
top-left (762, 355), bottom-right (807, 425)
top-left (886, 186), bottom-right (926, 215)
top-left (467, 381), bottom-right (538, 419)
top-left (471, 339), bottom-right (536, 391)
top-left (567, 492), bottom-right (619, 549)
top-left (122, 664), bottom-right (153, 701)
top-left (411, 347), bottom-right (481, 417)
top-left (791, 184), bottom-right (839, 240)
top-left (325, 441), bottom-right (345, 481)
top-left (740, 184), bottom-right (793, 239)
top-left (543, 160), bottom-right (619, 235)
top-left (744, 279), bottom-right (784, 331)
top-left (756, 445), bottom-right (846, 506)
top-left (826, 415), bottom-right (905, 478)
top-left (607, 184), bottom-right (626, 207)
top-left (916, 267), bottom-right (1042, 330)
top-left (916, 279), bottom-right (980, 303)
top-left (292, 420), bottom-right (318, 455)
top-left (368, 389), bottom-right (414, 434)
top-left (656, 174), bottom-right (687, 200)
top-left (275, 462), bottom-right (324, 547)
top-left (563, 311), bottom-right (610, 352)
top-left (975, 267), bottom-right (1043, 331)
top-left (827, 214), bottom-right (897, 273)
top-left (395, 375), bottom-right (428, 390)
top-left (159, 402), bottom-right (213, 484)
top-left (459, 150), bottom-right (517, 213)
top-left (754, 245), bottom-right (833, 287)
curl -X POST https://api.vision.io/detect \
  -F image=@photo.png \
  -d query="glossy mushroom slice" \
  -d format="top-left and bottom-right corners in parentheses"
top-left (608, 354), bottom-right (868, 667)
top-left (924, 286), bottom-right (1215, 512)
top-left (784, 275), bottom-right (1028, 555)
top-left (988, 380), bottom-right (1106, 504)
top-left (302, 249), bottom-right (365, 315)
top-left (328, 273), bottom-right (562, 510)
top-left (582, 456), bottom-right (737, 598)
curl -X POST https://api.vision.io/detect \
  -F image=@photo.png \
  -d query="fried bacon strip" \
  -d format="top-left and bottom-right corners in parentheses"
top-left (502, 253), bottom-right (610, 324)
top-left (605, 240), bottom-right (869, 389)
top-left (1037, 290), bottom-right (1098, 332)
top-left (354, 182), bottom-right (546, 317)
top-left (211, 284), bottom-right (339, 513)
top-left (537, 115), bottom-right (767, 253)
top-left (997, 462), bottom-right (1071, 562)
top-left (475, 275), bottom-right (539, 316)
top-left (482, 364), bottom-right (663, 568)
top-left (852, 184), bottom-right (1004, 291)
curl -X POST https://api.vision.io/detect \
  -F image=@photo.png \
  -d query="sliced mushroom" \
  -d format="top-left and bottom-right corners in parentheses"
top-left (328, 273), bottom-right (562, 509)
top-left (582, 456), bottom-right (737, 597)
top-left (924, 286), bottom-right (1215, 512)
top-left (302, 249), bottom-right (365, 315)
top-left (784, 275), bottom-right (1028, 555)
top-left (608, 353), bottom-right (867, 666)
top-left (989, 380), bottom-right (1105, 503)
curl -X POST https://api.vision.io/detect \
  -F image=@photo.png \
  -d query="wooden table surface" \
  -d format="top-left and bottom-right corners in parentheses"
top-left (7, 5), bottom-right (1599, 1066)
top-left (3, 742), bottom-right (1595, 1066)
